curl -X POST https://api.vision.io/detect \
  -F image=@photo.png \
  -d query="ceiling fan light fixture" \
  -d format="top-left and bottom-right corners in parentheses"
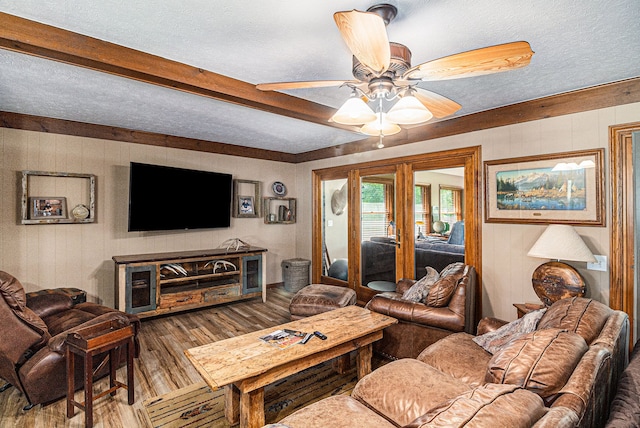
top-left (330, 95), bottom-right (376, 125)
top-left (360, 112), bottom-right (401, 136)
top-left (387, 95), bottom-right (433, 124)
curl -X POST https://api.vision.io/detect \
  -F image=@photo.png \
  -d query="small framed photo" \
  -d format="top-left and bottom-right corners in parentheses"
top-left (238, 196), bottom-right (255, 216)
top-left (29, 197), bottom-right (67, 219)
top-left (232, 179), bottom-right (262, 218)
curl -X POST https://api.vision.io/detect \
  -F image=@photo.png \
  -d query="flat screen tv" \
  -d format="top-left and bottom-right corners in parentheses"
top-left (128, 162), bottom-right (232, 232)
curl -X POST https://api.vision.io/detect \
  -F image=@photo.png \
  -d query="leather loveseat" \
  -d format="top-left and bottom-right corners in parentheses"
top-left (265, 297), bottom-right (629, 428)
top-left (365, 263), bottom-right (476, 359)
top-left (0, 271), bottom-right (140, 408)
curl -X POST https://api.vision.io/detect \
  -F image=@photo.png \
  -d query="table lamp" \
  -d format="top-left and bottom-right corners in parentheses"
top-left (416, 221), bottom-right (425, 239)
top-left (527, 224), bottom-right (596, 306)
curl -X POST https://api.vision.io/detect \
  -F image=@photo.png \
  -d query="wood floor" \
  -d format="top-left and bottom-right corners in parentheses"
top-left (0, 286), bottom-right (295, 428)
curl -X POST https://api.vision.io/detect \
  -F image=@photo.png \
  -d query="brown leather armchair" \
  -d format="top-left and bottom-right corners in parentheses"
top-left (365, 264), bottom-right (476, 359)
top-left (0, 271), bottom-right (140, 409)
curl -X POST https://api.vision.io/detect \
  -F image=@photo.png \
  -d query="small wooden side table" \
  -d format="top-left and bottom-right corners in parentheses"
top-left (513, 303), bottom-right (546, 318)
top-left (65, 319), bottom-right (135, 428)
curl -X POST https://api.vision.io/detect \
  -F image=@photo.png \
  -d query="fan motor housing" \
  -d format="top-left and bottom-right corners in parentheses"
top-left (352, 42), bottom-right (412, 81)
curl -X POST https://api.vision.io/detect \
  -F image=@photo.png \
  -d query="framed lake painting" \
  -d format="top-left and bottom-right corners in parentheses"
top-left (484, 149), bottom-right (604, 225)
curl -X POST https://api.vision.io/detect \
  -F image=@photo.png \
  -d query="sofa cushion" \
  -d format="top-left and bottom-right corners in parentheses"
top-left (486, 328), bottom-right (588, 401)
top-left (402, 267), bottom-right (439, 302)
top-left (276, 395), bottom-right (396, 428)
top-left (538, 297), bottom-right (612, 345)
top-left (404, 384), bottom-right (547, 428)
top-left (472, 308), bottom-right (546, 354)
top-left (418, 333), bottom-right (491, 387)
top-left (352, 358), bottom-right (470, 427)
top-left (425, 263), bottom-right (465, 307)
top-left (418, 332), bottom-right (491, 388)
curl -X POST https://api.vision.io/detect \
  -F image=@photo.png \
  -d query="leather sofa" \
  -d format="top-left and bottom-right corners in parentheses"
top-left (265, 297), bottom-right (629, 428)
top-left (361, 222), bottom-right (465, 285)
top-left (0, 271), bottom-right (140, 408)
top-left (365, 263), bottom-right (476, 359)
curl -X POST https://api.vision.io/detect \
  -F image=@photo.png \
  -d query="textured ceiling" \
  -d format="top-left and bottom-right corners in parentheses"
top-left (1, 0), bottom-right (639, 154)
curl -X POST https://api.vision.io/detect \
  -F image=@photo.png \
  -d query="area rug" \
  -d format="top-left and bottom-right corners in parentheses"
top-left (143, 359), bottom-right (368, 427)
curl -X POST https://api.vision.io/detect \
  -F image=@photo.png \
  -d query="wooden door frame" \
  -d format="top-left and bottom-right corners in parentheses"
top-left (312, 145), bottom-right (482, 323)
top-left (610, 121), bottom-right (640, 343)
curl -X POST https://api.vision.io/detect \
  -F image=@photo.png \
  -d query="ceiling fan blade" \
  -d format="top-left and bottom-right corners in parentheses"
top-left (334, 10), bottom-right (390, 75)
top-left (413, 88), bottom-right (462, 118)
top-left (404, 41), bottom-right (534, 81)
top-left (256, 80), bottom-right (357, 91)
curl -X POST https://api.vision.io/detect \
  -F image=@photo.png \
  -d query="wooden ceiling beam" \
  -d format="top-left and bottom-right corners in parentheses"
top-left (0, 12), bottom-right (353, 131)
top-left (0, 111), bottom-right (297, 162)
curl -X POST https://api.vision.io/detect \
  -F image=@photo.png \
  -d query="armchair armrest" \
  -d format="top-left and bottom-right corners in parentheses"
top-left (396, 278), bottom-right (415, 295)
top-left (366, 294), bottom-right (464, 332)
top-left (477, 317), bottom-right (509, 335)
top-left (27, 292), bottom-right (73, 319)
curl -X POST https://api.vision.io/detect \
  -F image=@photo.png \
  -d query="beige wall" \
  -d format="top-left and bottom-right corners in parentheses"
top-left (0, 129), bottom-right (298, 306)
top-left (295, 102), bottom-right (640, 321)
top-left (2, 102), bottom-right (639, 319)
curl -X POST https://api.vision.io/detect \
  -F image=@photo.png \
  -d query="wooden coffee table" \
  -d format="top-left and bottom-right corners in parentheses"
top-left (184, 305), bottom-right (397, 428)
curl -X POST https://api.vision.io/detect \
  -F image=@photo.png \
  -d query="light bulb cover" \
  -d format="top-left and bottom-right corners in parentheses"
top-left (360, 113), bottom-right (401, 136)
top-left (330, 96), bottom-right (376, 125)
top-left (387, 95), bottom-right (433, 125)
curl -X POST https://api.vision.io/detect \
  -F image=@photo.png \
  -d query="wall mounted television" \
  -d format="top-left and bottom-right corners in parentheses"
top-left (128, 162), bottom-right (232, 232)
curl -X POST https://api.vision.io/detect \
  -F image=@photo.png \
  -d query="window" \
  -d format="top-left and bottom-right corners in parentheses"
top-left (414, 184), bottom-right (431, 236)
top-left (361, 180), bottom-right (393, 241)
top-left (440, 186), bottom-right (462, 226)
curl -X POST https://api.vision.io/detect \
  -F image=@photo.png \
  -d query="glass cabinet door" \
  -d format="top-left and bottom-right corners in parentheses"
top-left (242, 255), bottom-right (262, 294)
top-left (125, 265), bottom-right (157, 314)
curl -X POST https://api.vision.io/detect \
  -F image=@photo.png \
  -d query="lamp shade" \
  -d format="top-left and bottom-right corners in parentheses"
top-left (527, 224), bottom-right (596, 263)
top-left (360, 113), bottom-right (401, 136)
top-left (330, 96), bottom-right (376, 125)
top-left (386, 95), bottom-right (433, 125)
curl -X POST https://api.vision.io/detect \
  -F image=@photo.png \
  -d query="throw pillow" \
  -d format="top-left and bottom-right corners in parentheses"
top-left (402, 267), bottom-right (440, 302)
top-left (485, 328), bottom-right (588, 401)
top-left (472, 308), bottom-right (547, 354)
top-left (424, 263), bottom-right (465, 307)
top-left (439, 262), bottom-right (465, 278)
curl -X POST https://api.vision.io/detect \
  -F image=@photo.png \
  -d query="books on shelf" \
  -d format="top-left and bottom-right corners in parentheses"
top-left (259, 329), bottom-right (310, 349)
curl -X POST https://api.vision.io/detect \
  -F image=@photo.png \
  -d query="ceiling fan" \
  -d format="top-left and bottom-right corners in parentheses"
top-left (257, 4), bottom-right (534, 143)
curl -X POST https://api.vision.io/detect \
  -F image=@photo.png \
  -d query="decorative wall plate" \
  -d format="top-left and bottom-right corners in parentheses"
top-left (272, 181), bottom-right (287, 196)
top-left (71, 204), bottom-right (89, 220)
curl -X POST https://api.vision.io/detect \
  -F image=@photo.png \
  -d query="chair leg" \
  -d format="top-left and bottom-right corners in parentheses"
top-left (0, 383), bottom-right (12, 392)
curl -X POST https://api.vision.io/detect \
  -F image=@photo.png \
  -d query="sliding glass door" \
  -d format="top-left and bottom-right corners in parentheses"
top-left (318, 175), bottom-right (349, 286)
top-left (413, 168), bottom-right (465, 280)
top-left (312, 146), bottom-right (481, 312)
top-left (360, 170), bottom-right (398, 290)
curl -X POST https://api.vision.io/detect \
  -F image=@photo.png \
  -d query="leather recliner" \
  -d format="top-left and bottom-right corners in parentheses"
top-left (0, 271), bottom-right (140, 408)
top-left (365, 263), bottom-right (476, 359)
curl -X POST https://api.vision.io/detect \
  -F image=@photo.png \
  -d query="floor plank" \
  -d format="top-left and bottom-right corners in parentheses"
top-left (0, 286), bottom-right (294, 427)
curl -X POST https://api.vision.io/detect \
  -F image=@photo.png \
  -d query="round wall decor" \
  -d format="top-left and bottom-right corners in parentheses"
top-left (71, 204), bottom-right (90, 220)
top-left (272, 181), bottom-right (287, 196)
